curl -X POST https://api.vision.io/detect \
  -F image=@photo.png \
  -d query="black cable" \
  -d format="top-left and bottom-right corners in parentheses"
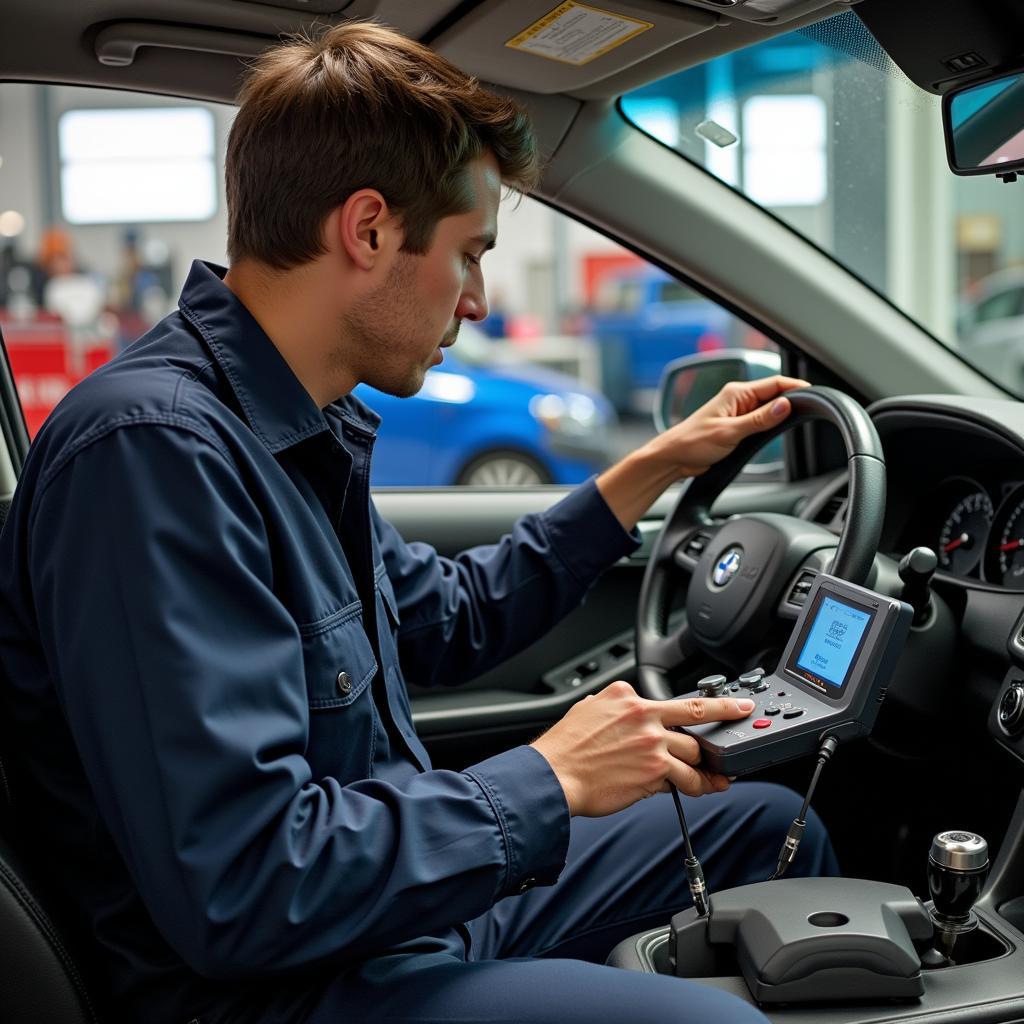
top-left (668, 781), bottom-right (711, 917)
top-left (768, 735), bottom-right (839, 880)
top-left (669, 781), bottom-right (695, 858)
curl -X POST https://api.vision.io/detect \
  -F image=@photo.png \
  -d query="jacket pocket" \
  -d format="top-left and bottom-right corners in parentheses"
top-left (300, 601), bottom-right (378, 710)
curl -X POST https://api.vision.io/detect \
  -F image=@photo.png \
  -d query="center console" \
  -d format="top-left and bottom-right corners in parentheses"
top-left (608, 815), bottom-right (1024, 1023)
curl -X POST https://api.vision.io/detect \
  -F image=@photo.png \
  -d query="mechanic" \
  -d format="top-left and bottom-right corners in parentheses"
top-left (0, 21), bottom-right (837, 1024)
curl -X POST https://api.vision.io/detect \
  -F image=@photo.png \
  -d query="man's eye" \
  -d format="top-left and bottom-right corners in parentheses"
top-left (464, 254), bottom-right (481, 266)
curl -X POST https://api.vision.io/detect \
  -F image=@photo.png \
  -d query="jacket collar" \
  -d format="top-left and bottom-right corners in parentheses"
top-left (176, 260), bottom-right (380, 453)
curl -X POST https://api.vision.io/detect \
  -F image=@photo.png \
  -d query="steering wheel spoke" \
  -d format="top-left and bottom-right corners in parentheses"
top-left (637, 620), bottom-right (701, 701)
top-left (641, 619), bottom-right (696, 672)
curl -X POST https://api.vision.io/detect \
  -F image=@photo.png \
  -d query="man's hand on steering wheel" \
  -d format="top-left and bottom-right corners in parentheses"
top-left (648, 375), bottom-right (810, 478)
top-left (598, 375), bottom-right (809, 532)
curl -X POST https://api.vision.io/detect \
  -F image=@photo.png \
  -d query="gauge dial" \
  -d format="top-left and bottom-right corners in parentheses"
top-left (939, 491), bottom-right (993, 575)
top-left (987, 485), bottom-right (1024, 588)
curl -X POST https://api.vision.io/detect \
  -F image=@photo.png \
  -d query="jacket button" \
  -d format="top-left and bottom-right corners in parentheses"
top-left (336, 671), bottom-right (352, 696)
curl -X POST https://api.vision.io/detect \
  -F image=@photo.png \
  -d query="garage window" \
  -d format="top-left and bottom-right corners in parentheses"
top-left (59, 107), bottom-right (217, 224)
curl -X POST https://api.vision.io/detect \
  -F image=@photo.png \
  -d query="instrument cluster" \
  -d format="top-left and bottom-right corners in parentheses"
top-left (923, 477), bottom-right (1024, 588)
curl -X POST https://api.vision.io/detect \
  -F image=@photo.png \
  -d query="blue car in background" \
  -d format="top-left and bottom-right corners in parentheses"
top-left (355, 325), bottom-right (615, 487)
top-left (588, 266), bottom-right (737, 414)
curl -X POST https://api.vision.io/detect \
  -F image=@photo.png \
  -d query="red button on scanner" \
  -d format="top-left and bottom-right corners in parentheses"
top-left (753, 718), bottom-right (772, 729)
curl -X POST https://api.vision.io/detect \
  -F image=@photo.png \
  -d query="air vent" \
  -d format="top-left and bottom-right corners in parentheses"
top-left (684, 531), bottom-right (713, 559)
top-left (788, 571), bottom-right (816, 606)
top-left (816, 494), bottom-right (848, 527)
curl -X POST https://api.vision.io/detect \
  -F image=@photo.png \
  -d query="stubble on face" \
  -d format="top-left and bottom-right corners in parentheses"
top-left (337, 252), bottom-right (450, 399)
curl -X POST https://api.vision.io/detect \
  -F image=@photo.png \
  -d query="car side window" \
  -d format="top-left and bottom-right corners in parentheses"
top-left (0, 83), bottom-right (780, 486)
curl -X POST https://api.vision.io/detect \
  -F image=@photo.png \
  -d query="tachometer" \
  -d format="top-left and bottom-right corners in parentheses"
top-left (939, 490), bottom-right (993, 575)
top-left (985, 484), bottom-right (1024, 588)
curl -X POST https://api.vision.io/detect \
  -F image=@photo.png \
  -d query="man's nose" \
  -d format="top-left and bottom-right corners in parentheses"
top-left (456, 275), bottom-right (488, 323)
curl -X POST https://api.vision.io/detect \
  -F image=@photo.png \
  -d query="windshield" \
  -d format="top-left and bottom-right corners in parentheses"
top-left (622, 10), bottom-right (1024, 397)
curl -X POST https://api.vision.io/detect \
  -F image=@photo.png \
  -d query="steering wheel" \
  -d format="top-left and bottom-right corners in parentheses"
top-left (636, 387), bottom-right (886, 701)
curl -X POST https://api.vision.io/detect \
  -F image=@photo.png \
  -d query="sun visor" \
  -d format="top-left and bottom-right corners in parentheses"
top-left (431, 0), bottom-right (719, 94)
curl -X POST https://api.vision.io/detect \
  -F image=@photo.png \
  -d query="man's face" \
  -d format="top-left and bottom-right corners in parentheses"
top-left (344, 153), bottom-right (500, 398)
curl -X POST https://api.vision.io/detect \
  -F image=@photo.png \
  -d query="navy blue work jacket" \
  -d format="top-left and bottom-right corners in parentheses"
top-left (0, 261), bottom-right (639, 1023)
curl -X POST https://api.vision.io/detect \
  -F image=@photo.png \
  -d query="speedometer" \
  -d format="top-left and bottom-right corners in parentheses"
top-left (985, 484), bottom-right (1024, 588)
top-left (939, 490), bottom-right (993, 575)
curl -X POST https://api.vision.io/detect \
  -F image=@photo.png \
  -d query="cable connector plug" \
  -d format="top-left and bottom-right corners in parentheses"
top-left (685, 856), bottom-right (711, 918)
top-left (770, 819), bottom-right (806, 880)
top-left (816, 734), bottom-right (840, 764)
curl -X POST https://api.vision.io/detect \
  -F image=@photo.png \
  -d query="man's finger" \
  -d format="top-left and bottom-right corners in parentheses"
top-left (734, 375), bottom-right (810, 406)
top-left (666, 729), bottom-right (702, 766)
top-left (656, 696), bottom-right (755, 727)
top-left (729, 393), bottom-right (794, 437)
top-left (665, 757), bottom-right (731, 797)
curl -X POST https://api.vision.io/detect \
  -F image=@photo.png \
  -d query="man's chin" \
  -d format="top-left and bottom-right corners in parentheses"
top-left (369, 372), bottom-right (427, 401)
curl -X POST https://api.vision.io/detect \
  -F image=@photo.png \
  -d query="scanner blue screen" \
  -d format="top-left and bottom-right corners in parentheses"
top-left (795, 596), bottom-right (871, 688)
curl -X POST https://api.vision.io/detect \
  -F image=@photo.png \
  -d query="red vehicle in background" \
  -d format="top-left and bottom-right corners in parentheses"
top-left (2, 312), bottom-right (112, 436)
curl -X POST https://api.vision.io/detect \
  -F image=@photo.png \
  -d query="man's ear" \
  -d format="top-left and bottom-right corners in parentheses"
top-left (332, 189), bottom-right (401, 271)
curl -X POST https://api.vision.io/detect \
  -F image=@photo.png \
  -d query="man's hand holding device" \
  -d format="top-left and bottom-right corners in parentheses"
top-left (531, 684), bottom-right (757, 817)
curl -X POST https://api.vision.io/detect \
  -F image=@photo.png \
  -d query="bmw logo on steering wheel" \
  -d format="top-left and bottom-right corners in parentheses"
top-left (711, 547), bottom-right (743, 588)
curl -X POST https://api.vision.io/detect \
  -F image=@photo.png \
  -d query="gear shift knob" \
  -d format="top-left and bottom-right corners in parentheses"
top-left (898, 547), bottom-right (937, 626)
top-left (928, 831), bottom-right (989, 918)
top-left (924, 831), bottom-right (989, 964)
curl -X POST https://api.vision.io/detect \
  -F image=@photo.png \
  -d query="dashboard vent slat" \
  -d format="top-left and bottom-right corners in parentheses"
top-left (788, 571), bottom-right (816, 606)
top-left (817, 494), bottom-right (848, 526)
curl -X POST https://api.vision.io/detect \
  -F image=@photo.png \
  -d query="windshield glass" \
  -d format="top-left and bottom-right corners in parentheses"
top-left (622, 10), bottom-right (1024, 397)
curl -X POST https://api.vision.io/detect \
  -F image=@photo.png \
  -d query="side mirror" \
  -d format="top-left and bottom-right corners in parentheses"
top-left (656, 349), bottom-right (782, 431)
top-left (655, 349), bottom-right (784, 474)
top-left (943, 69), bottom-right (1024, 182)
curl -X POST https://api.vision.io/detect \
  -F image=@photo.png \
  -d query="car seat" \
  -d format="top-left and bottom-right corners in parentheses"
top-left (0, 614), bottom-right (101, 1022)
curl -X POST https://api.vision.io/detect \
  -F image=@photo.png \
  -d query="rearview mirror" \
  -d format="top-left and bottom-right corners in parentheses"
top-left (943, 69), bottom-right (1024, 181)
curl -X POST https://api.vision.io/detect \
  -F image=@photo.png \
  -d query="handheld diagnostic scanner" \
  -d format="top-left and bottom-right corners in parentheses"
top-left (681, 574), bottom-right (912, 776)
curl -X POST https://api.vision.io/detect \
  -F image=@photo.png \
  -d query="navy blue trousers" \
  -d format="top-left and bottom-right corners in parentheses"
top-left (309, 782), bottom-right (838, 1023)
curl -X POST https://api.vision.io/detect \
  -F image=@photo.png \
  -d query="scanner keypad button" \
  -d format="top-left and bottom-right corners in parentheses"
top-left (753, 718), bottom-right (772, 729)
top-left (783, 708), bottom-right (805, 719)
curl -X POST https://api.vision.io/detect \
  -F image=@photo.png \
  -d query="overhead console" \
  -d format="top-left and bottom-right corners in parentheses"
top-left (857, 0), bottom-right (1024, 94)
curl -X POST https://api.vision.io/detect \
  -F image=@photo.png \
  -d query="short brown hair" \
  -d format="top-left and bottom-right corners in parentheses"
top-left (226, 21), bottom-right (539, 268)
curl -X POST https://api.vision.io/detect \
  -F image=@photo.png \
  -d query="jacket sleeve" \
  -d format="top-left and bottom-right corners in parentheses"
top-left (28, 422), bottom-right (571, 978)
top-left (375, 478), bottom-right (641, 688)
